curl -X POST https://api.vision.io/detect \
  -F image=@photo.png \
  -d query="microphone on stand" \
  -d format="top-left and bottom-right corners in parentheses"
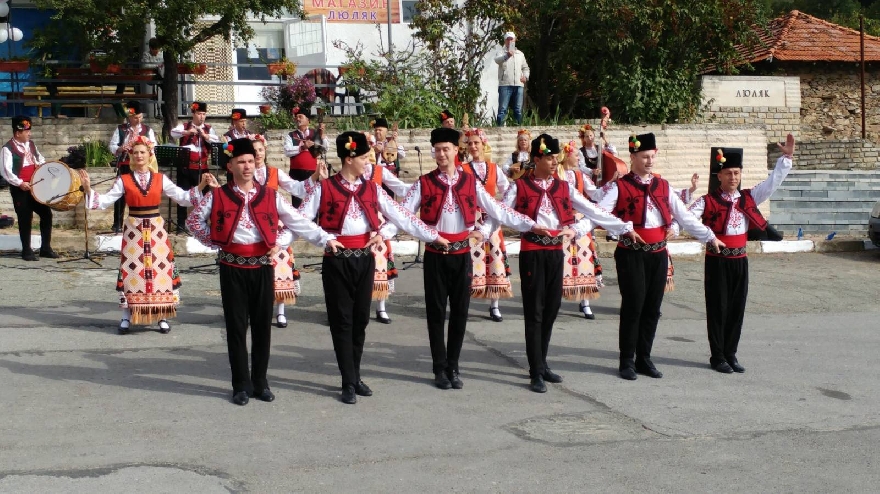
top-left (414, 146), bottom-right (420, 153)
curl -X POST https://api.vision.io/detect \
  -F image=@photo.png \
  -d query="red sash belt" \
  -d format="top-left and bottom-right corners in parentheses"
top-left (18, 165), bottom-right (36, 182)
top-left (520, 229), bottom-right (563, 252)
top-left (708, 233), bottom-right (748, 258)
top-left (222, 242), bottom-right (269, 257)
top-left (426, 230), bottom-right (470, 255)
top-left (617, 227), bottom-right (667, 252)
top-left (335, 233), bottom-right (371, 249)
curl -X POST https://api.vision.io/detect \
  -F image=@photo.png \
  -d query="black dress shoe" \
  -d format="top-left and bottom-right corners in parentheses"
top-left (354, 380), bottom-right (373, 396)
top-left (276, 314), bottom-right (288, 328)
top-left (529, 375), bottom-right (547, 393)
top-left (635, 359), bottom-right (663, 378)
top-left (232, 391), bottom-right (249, 406)
top-left (489, 307), bottom-right (503, 322)
top-left (619, 366), bottom-right (638, 381)
top-left (21, 250), bottom-right (37, 261)
top-left (712, 361), bottom-right (734, 374)
top-left (375, 310), bottom-right (391, 324)
top-left (341, 384), bottom-right (357, 404)
top-left (542, 368), bottom-right (563, 384)
top-left (39, 248), bottom-right (60, 259)
top-left (447, 370), bottom-right (463, 389)
top-left (158, 319), bottom-right (171, 334)
top-left (434, 372), bottom-right (452, 390)
top-left (118, 319), bottom-right (131, 335)
top-left (254, 389), bottom-right (275, 402)
top-left (579, 302), bottom-right (595, 320)
top-left (728, 360), bottom-right (745, 373)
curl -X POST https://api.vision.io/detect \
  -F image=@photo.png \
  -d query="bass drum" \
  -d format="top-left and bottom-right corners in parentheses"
top-left (30, 161), bottom-right (84, 211)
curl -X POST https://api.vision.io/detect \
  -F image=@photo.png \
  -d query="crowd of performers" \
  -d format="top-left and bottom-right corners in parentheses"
top-left (2, 103), bottom-right (794, 405)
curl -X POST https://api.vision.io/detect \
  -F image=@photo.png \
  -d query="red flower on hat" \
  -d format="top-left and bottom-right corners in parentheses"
top-left (127, 107), bottom-right (136, 115)
top-left (190, 102), bottom-right (200, 112)
top-left (292, 106), bottom-right (300, 114)
top-left (231, 112), bottom-right (242, 120)
top-left (223, 143), bottom-right (234, 157)
top-left (21, 121), bottom-right (31, 130)
top-left (440, 112), bottom-right (449, 120)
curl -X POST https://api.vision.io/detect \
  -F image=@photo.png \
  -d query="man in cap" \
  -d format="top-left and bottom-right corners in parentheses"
top-left (687, 135), bottom-right (794, 374)
top-left (299, 132), bottom-right (448, 404)
top-left (170, 101), bottom-right (219, 233)
top-left (395, 127), bottom-right (544, 390)
top-left (108, 100), bottom-right (159, 232)
top-left (439, 109), bottom-right (456, 129)
top-left (283, 107), bottom-right (328, 208)
top-left (598, 132), bottom-right (725, 381)
top-left (187, 138), bottom-right (342, 406)
top-left (495, 133), bottom-right (639, 392)
top-left (223, 108), bottom-right (254, 142)
top-left (0, 116), bottom-right (57, 261)
top-left (494, 32), bottom-right (530, 126)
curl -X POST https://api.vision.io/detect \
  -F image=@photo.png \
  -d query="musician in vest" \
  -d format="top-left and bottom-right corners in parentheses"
top-left (299, 132), bottom-right (446, 404)
top-left (250, 134), bottom-right (326, 328)
top-left (597, 132), bottom-right (725, 381)
top-left (687, 136), bottom-right (794, 374)
top-left (362, 134), bottom-right (413, 324)
top-left (283, 106), bottom-right (329, 208)
top-left (576, 124), bottom-right (617, 180)
top-left (107, 101), bottom-right (159, 233)
top-left (0, 116), bottom-right (55, 261)
top-left (501, 128), bottom-right (531, 178)
top-left (559, 141), bottom-right (605, 319)
top-left (494, 134), bottom-right (637, 393)
top-left (371, 117), bottom-right (405, 176)
top-left (439, 109), bottom-right (455, 129)
top-left (187, 138), bottom-right (340, 406)
top-left (222, 108), bottom-right (254, 142)
top-left (396, 127), bottom-right (540, 390)
top-left (460, 128), bottom-right (512, 322)
top-left (81, 136), bottom-right (216, 334)
top-left (170, 101), bottom-right (219, 233)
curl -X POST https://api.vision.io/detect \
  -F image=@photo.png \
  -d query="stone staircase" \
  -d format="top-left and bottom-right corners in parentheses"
top-left (769, 170), bottom-right (880, 235)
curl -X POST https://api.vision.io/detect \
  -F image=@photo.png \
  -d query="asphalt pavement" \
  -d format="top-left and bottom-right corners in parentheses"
top-left (0, 250), bottom-right (878, 493)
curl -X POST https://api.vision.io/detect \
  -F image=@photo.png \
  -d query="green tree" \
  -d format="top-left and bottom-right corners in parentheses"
top-left (31, 0), bottom-right (304, 137)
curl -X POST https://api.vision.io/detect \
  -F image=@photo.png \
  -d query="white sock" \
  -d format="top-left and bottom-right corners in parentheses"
top-left (277, 303), bottom-right (285, 316)
top-left (377, 299), bottom-right (386, 312)
top-left (121, 308), bottom-right (131, 321)
top-left (490, 298), bottom-right (499, 309)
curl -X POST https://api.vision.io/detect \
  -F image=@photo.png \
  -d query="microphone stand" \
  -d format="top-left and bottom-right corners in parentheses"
top-left (401, 146), bottom-right (424, 270)
top-left (58, 186), bottom-right (103, 267)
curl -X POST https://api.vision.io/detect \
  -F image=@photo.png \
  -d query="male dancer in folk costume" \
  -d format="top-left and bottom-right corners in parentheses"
top-left (187, 138), bottom-right (341, 406)
top-left (107, 101), bottom-right (159, 233)
top-left (688, 136), bottom-right (794, 374)
top-left (82, 136), bottom-right (217, 334)
top-left (249, 134), bottom-right (327, 329)
top-left (283, 106), bottom-right (329, 207)
top-left (362, 133), bottom-right (412, 324)
top-left (494, 134), bottom-right (639, 393)
top-left (300, 132), bottom-right (447, 404)
top-left (598, 132), bottom-right (725, 381)
top-left (396, 127), bottom-right (542, 390)
top-left (222, 108), bottom-right (255, 142)
top-left (459, 128), bottom-right (512, 322)
top-left (170, 101), bottom-right (219, 234)
top-left (502, 129), bottom-right (532, 177)
top-left (559, 141), bottom-right (604, 319)
top-left (0, 116), bottom-right (57, 261)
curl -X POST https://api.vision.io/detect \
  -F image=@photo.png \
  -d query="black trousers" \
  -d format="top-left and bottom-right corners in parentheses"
top-left (113, 164), bottom-right (130, 228)
top-left (322, 254), bottom-right (375, 386)
top-left (704, 255), bottom-right (749, 364)
top-left (520, 249), bottom-right (564, 377)
top-left (423, 251), bottom-right (472, 374)
top-left (287, 168), bottom-right (313, 209)
top-left (176, 167), bottom-right (204, 226)
top-left (9, 187), bottom-right (52, 253)
top-left (615, 247), bottom-right (668, 364)
top-left (219, 263), bottom-right (275, 394)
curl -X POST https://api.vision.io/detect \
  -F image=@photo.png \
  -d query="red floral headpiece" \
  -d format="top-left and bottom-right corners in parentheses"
top-left (130, 136), bottom-right (154, 155)
top-left (465, 128), bottom-right (488, 144)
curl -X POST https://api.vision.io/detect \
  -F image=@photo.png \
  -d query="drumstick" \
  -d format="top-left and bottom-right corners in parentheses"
top-left (30, 178), bottom-right (45, 187)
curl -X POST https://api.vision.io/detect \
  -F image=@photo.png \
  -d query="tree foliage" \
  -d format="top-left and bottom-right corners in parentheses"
top-left (31, 0), bottom-right (304, 136)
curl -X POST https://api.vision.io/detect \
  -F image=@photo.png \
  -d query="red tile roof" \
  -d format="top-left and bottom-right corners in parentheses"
top-left (746, 10), bottom-right (880, 63)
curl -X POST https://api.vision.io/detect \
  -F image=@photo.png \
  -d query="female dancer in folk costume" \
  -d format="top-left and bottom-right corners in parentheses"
top-left (559, 141), bottom-right (604, 319)
top-left (460, 128), bottom-right (512, 322)
top-left (502, 128), bottom-right (532, 177)
top-left (248, 134), bottom-right (326, 327)
top-left (80, 136), bottom-right (218, 334)
top-left (361, 133), bottom-right (412, 324)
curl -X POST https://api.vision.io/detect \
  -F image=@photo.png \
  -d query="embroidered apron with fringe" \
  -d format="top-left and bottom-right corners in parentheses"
top-left (117, 215), bottom-right (180, 324)
top-left (470, 214), bottom-right (512, 299)
top-left (273, 246), bottom-right (301, 303)
top-left (562, 229), bottom-right (600, 301)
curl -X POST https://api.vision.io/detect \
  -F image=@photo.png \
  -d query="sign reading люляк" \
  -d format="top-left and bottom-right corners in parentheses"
top-left (701, 76), bottom-right (799, 108)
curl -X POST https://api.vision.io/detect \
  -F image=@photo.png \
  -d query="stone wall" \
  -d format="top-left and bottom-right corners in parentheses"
top-left (796, 63), bottom-right (880, 141)
top-left (779, 139), bottom-right (880, 170)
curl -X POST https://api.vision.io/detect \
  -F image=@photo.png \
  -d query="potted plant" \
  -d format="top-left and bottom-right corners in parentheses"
top-left (89, 54), bottom-right (121, 74)
top-left (259, 104), bottom-right (272, 115)
top-left (267, 58), bottom-right (297, 77)
top-left (177, 62), bottom-right (208, 75)
top-left (0, 57), bottom-right (30, 72)
top-left (260, 74), bottom-right (317, 114)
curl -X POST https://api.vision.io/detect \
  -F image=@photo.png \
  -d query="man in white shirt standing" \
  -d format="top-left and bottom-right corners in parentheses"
top-left (688, 136), bottom-right (794, 374)
top-left (494, 32), bottom-right (530, 126)
top-left (170, 102), bottom-right (219, 233)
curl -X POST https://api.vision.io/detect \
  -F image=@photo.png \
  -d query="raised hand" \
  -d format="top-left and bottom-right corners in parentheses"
top-left (689, 173), bottom-right (699, 193)
top-left (777, 133), bottom-right (795, 157)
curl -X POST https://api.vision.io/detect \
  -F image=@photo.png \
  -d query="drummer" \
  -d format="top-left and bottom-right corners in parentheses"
top-left (108, 101), bottom-right (159, 233)
top-left (0, 116), bottom-right (57, 261)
